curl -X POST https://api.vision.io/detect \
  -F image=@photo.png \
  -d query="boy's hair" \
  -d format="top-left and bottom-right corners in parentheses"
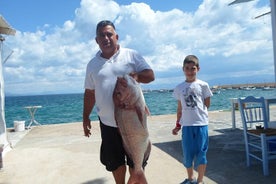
top-left (96, 20), bottom-right (116, 34)
top-left (183, 55), bottom-right (199, 67)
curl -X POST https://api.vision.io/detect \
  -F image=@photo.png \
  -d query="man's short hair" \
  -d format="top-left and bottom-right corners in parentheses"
top-left (96, 20), bottom-right (116, 34)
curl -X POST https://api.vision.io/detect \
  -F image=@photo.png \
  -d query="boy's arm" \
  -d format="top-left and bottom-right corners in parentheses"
top-left (176, 100), bottom-right (182, 126)
top-left (204, 97), bottom-right (211, 108)
top-left (172, 100), bottom-right (182, 135)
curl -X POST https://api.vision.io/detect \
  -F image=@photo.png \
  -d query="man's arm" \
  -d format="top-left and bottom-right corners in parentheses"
top-left (83, 89), bottom-right (95, 137)
top-left (130, 69), bottom-right (155, 83)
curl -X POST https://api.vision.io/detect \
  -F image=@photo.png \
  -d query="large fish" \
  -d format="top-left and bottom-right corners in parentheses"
top-left (113, 75), bottom-right (151, 184)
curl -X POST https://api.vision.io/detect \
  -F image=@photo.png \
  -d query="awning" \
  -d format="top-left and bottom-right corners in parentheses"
top-left (0, 15), bottom-right (16, 35)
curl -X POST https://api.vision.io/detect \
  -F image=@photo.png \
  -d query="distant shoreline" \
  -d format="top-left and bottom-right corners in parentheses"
top-left (142, 82), bottom-right (276, 92)
top-left (213, 82), bottom-right (276, 89)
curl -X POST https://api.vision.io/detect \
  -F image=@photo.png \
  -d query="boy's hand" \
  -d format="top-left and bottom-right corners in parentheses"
top-left (172, 121), bottom-right (181, 135)
top-left (172, 127), bottom-right (181, 135)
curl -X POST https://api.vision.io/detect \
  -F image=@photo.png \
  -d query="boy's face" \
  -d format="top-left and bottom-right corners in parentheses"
top-left (182, 63), bottom-right (199, 82)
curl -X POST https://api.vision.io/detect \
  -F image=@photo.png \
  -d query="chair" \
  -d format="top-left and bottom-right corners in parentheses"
top-left (238, 96), bottom-right (276, 176)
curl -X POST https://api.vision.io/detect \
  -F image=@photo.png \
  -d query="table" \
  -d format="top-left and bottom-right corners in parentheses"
top-left (24, 106), bottom-right (42, 129)
top-left (265, 97), bottom-right (276, 122)
top-left (230, 97), bottom-right (276, 129)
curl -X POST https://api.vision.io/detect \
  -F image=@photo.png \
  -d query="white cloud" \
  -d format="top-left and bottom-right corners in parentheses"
top-left (2, 0), bottom-right (274, 95)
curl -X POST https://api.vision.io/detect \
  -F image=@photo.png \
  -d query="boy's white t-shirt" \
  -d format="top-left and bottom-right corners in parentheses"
top-left (84, 47), bottom-right (151, 127)
top-left (173, 79), bottom-right (213, 126)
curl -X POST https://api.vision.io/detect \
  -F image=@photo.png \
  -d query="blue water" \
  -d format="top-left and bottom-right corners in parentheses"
top-left (4, 88), bottom-right (276, 128)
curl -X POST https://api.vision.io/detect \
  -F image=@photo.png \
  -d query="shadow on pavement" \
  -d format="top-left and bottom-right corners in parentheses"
top-left (154, 128), bottom-right (276, 184)
top-left (81, 178), bottom-right (108, 184)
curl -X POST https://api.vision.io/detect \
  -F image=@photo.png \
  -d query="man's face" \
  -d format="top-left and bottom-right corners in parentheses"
top-left (95, 25), bottom-right (118, 57)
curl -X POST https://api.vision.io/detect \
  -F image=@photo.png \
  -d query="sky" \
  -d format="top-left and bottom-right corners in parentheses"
top-left (0, 0), bottom-right (274, 95)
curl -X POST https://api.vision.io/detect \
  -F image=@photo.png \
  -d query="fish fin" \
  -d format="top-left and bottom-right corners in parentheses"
top-left (144, 141), bottom-right (151, 163)
top-left (145, 105), bottom-right (150, 116)
top-left (135, 106), bottom-right (144, 128)
top-left (114, 107), bottom-right (119, 126)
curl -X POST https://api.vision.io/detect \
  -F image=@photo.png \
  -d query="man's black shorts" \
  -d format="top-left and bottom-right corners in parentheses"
top-left (99, 121), bottom-right (133, 171)
top-left (99, 120), bottom-right (149, 171)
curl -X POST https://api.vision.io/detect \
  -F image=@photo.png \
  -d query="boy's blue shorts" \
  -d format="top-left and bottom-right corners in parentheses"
top-left (181, 126), bottom-right (208, 169)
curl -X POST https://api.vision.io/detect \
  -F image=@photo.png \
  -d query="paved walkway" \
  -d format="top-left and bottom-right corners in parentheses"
top-left (1, 109), bottom-right (276, 183)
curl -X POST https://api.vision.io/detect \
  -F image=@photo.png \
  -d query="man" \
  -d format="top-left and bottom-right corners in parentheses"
top-left (83, 20), bottom-right (154, 184)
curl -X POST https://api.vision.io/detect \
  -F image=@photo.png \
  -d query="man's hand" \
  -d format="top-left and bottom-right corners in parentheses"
top-left (83, 118), bottom-right (92, 137)
top-left (129, 72), bottom-right (139, 82)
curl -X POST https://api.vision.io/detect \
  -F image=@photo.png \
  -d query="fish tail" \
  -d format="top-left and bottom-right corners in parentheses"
top-left (127, 169), bottom-right (148, 184)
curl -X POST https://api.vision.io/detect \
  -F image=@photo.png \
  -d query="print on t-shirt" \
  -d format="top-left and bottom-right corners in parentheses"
top-left (184, 87), bottom-right (197, 108)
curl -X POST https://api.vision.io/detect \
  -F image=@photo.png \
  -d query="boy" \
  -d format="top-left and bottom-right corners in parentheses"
top-left (172, 55), bottom-right (213, 184)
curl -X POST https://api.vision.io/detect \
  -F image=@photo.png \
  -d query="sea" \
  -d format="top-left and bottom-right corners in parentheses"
top-left (4, 88), bottom-right (276, 128)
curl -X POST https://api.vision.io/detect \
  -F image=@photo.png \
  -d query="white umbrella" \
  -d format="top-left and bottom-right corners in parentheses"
top-left (228, 0), bottom-right (255, 6)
